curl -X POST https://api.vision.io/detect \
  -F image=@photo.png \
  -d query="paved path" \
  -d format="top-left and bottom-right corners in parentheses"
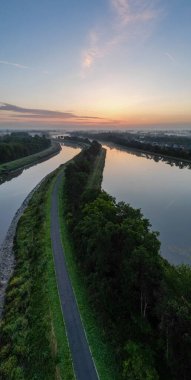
top-left (50, 171), bottom-right (99, 380)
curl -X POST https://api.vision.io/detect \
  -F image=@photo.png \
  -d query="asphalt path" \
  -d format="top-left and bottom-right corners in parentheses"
top-left (50, 171), bottom-right (99, 380)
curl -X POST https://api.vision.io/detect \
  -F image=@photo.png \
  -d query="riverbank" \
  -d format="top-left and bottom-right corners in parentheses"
top-left (0, 140), bottom-right (61, 180)
top-left (102, 141), bottom-right (191, 168)
top-left (0, 166), bottom-right (75, 379)
top-left (0, 143), bottom-right (111, 380)
top-left (59, 144), bottom-right (120, 379)
top-left (60, 141), bottom-right (191, 380)
top-left (0, 174), bottom-right (50, 318)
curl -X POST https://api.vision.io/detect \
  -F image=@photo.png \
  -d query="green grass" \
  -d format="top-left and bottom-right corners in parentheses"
top-left (0, 141), bottom-right (60, 175)
top-left (86, 148), bottom-right (106, 189)
top-left (58, 175), bottom-right (120, 380)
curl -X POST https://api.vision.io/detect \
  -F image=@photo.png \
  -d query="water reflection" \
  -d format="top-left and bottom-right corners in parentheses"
top-left (0, 169), bottom-right (23, 185)
top-left (102, 145), bottom-right (191, 265)
top-left (0, 144), bottom-right (80, 246)
top-left (108, 144), bottom-right (191, 170)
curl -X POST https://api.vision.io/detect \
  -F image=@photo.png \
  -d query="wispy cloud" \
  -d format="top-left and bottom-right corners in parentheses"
top-left (0, 103), bottom-right (104, 121)
top-left (0, 60), bottom-right (30, 69)
top-left (112, 0), bottom-right (160, 25)
top-left (81, 0), bottom-right (163, 74)
top-left (165, 52), bottom-right (177, 64)
top-left (82, 31), bottom-right (119, 72)
top-left (0, 60), bottom-right (49, 74)
top-left (82, 32), bottom-right (100, 70)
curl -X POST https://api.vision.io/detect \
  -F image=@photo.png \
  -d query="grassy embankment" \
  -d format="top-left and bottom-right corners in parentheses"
top-left (0, 168), bottom-right (75, 380)
top-left (58, 147), bottom-right (121, 379)
top-left (0, 144), bottom-right (117, 379)
top-left (0, 141), bottom-right (61, 176)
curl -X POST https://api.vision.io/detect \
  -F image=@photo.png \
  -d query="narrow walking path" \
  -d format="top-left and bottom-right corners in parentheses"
top-left (50, 171), bottom-right (99, 380)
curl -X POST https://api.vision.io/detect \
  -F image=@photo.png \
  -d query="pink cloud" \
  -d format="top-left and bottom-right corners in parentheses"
top-left (81, 0), bottom-right (163, 74)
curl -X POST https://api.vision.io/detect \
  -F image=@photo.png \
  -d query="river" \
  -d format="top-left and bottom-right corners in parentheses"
top-left (0, 143), bottom-right (190, 267)
top-left (102, 145), bottom-right (191, 266)
top-left (0, 144), bottom-right (80, 247)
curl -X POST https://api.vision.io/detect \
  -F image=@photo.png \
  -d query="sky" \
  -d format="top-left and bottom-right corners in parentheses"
top-left (0, 0), bottom-right (191, 129)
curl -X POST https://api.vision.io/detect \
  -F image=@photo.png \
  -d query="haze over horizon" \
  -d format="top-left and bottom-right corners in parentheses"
top-left (0, 0), bottom-right (191, 130)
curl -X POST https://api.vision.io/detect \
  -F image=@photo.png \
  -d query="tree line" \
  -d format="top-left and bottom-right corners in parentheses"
top-left (62, 141), bottom-right (191, 380)
top-left (0, 132), bottom-right (51, 164)
top-left (71, 131), bottom-right (191, 161)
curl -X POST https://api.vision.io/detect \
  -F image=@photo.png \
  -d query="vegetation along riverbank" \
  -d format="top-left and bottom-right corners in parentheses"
top-left (0, 176), bottom-right (50, 319)
top-left (0, 132), bottom-right (61, 178)
top-left (71, 131), bottom-right (191, 168)
top-left (1, 141), bottom-right (191, 379)
top-left (0, 167), bottom-right (75, 379)
top-left (61, 141), bottom-right (191, 380)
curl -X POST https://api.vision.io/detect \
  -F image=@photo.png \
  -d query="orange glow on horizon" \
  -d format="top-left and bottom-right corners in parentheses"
top-left (1, 107), bottom-right (191, 128)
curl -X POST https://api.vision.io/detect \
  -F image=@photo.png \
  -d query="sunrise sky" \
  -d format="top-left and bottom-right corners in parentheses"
top-left (0, 0), bottom-right (191, 129)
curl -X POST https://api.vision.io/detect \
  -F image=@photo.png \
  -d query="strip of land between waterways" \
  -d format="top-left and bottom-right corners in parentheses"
top-left (51, 170), bottom-right (99, 380)
top-left (0, 142), bottom-right (62, 316)
top-left (0, 144), bottom-right (82, 319)
top-left (0, 144), bottom-right (107, 379)
top-left (0, 140), bottom-right (61, 182)
top-left (0, 176), bottom-right (49, 318)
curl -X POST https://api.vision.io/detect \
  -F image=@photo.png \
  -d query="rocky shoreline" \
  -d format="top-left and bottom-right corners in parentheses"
top-left (0, 178), bottom-right (45, 319)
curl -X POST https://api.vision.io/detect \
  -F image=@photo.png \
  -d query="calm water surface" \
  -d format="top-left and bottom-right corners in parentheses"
top-left (1, 143), bottom-right (190, 266)
top-left (0, 144), bottom-right (80, 246)
top-left (102, 146), bottom-right (191, 265)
